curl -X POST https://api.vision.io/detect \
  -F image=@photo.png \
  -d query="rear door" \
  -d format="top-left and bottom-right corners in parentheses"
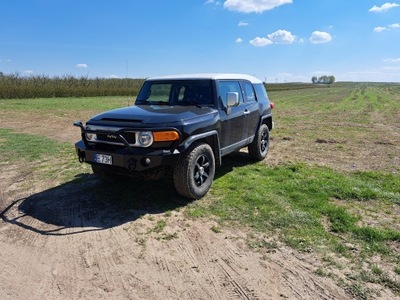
top-left (241, 80), bottom-right (260, 139)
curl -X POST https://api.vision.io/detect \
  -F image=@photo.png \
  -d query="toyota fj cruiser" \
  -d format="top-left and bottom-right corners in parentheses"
top-left (74, 73), bottom-right (274, 199)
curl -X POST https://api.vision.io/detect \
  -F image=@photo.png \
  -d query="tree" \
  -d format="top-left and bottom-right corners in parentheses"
top-left (312, 75), bottom-right (335, 84)
top-left (311, 76), bottom-right (318, 84)
top-left (327, 75), bottom-right (335, 84)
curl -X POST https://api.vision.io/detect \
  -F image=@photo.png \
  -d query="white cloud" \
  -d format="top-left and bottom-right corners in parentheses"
top-left (249, 29), bottom-right (295, 47)
top-left (382, 66), bottom-right (400, 72)
top-left (339, 68), bottom-right (400, 82)
top-left (224, 0), bottom-right (292, 13)
top-left (383, 58), bottom-right (400, 63)
top-left (309, 31), bottom-right (332, 44)
top-left (238, 21), bottom-right (249, 26)
top-left (108, 75), bottom-right (120, 78)
top-left (235, 37), bottom-right (243, 43)
top-left (267, 30), bottom-right (295, 44)
top-left (369, 3), bottom-right (400, 12)
top-left (249, 37), bottom-right (273, 47)
top-left (374, 23), bottom-right (400, 32)
top-left (389, 23), bottom-right (400, 28)
top-left (76, 63), bottom-right (88, 69)
top-left (374, 26), bottom-right (387, 32)
top-left (205, 0), bottom-right (221, 6)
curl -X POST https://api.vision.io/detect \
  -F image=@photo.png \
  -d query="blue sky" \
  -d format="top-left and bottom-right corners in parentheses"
top-left (1, 0), bottom-right (399, 82)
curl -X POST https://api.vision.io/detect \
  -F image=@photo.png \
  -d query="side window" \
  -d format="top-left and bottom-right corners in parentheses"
top-left (177, 86), bottom-right (186, 101)
top-left (253, 83), bottom-right (268, 102)
top-left (242, 81), bottom-right (256, 102)
top-left (217, 81), bottom-right (243, 106)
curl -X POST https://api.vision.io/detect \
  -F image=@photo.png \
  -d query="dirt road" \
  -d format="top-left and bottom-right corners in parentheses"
top-left (0, 161), bottom-right (350, 300)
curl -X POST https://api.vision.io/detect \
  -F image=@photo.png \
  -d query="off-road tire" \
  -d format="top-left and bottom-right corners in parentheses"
top-left (173, 143), bottom-right (215, 199)
top-left (248, 124), bottom-right (270, 161)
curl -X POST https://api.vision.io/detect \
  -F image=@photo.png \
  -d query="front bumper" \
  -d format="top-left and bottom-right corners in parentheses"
top-left (74, 140), bottom-right (180, 173)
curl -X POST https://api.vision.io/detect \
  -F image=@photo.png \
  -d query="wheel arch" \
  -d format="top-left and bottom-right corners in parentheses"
top-left (261, 114), bottom-right (273, 131)
top-left (178, 130), bottom-right (221, 167)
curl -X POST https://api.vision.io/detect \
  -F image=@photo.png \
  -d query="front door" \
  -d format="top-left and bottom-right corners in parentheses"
top-left (217, 80), bottom-right (247, 153)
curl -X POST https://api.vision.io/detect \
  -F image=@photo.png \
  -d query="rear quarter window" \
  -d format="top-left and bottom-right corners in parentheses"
top-left (253, 83), bottom-right (269, 102)
top-left (242, 81), bottom-right (256, 102)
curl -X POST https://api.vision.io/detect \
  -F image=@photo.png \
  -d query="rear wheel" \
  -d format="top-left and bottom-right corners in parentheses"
top-left (173, 143), bottom-right (215, 199)
top-left (248, 124), bottom-right (270, 161)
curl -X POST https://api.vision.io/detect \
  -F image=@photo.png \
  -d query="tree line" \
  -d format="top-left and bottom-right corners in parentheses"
top-left (312, 75), bottom-right (335, 84)
top-left (0, 72), bottom-right (145, 99)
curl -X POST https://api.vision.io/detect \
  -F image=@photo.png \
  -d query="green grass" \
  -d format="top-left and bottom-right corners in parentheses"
top-left (0, 128), bottom-right (69, 162)
top-left (0, 128), bottom-right (91, 183)
top-left (188, 161), bottom-right (400, 255)
top-left (0, 96), bottom-right (133, 111)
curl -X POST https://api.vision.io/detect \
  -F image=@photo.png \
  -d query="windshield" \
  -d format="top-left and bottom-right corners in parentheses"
top-left (136, 80), bottom-right (213, 106)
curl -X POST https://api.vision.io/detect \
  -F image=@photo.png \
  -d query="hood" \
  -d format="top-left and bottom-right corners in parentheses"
top-left (89, 105), bottom-right (216, 126)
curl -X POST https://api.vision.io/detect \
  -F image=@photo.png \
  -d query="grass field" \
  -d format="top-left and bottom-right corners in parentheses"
top-left (0, 82), bottom-right (399, 298)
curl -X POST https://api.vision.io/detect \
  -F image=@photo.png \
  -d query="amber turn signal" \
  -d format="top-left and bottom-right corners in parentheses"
top-left (153, 131), bottom-right (180, 142)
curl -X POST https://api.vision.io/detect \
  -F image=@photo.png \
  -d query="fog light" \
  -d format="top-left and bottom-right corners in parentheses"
top-left (141, 158), bottom-right (151, 167)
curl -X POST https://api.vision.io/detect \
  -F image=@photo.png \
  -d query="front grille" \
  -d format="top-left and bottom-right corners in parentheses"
top-left (97, 132), bottom-right (136, 144)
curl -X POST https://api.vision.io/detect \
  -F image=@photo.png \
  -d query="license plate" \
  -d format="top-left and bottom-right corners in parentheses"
top-left (95, 154), bottom-right (113, 165)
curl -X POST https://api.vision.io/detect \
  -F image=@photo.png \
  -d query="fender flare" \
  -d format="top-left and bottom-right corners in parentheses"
top-left (178, 130), bottom-right (222, 166)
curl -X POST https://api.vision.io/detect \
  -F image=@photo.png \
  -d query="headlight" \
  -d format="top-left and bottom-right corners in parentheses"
top-left (85, 126), bottom-right (97, 141)
top-left (138, 131), bottom-right (153, 147)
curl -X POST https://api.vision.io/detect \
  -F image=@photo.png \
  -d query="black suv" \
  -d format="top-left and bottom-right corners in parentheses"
top-left (74, 73), bottom-right (274, 199)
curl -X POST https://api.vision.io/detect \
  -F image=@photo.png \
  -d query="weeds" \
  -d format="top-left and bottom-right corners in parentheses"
top-left (210, 225), bottom-right (221, 233)
top-left (152, 220), bottom-right (166, 233)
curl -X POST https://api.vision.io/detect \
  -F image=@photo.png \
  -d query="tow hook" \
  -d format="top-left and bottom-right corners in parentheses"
top-left (127, 158), bottom-right (136, 172)
top-left (77, 150), bottom-right (86, 163)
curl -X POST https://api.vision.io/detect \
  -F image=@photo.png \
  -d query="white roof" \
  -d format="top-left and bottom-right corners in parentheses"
top-left (148, 73), bottom-right (263, 84)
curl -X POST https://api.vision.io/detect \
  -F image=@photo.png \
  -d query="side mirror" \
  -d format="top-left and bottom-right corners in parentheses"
top-left (227, 92), bottom-right (239, 107)
top-left (226, 92), bottom-right (239, 114)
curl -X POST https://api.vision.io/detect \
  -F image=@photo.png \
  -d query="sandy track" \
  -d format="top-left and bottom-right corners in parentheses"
top-left (0, 164), bottom-right (351, 300)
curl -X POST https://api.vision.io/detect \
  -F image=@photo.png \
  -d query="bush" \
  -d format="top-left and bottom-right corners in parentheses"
top-left (0, 73), bottom-right (145, 99)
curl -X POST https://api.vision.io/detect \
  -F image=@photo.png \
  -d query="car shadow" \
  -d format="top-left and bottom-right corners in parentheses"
top-left (214, 151), bottom-right (256, 180)
top-left (0, 173), bottom-right (188, 236)
top-left (0, 151), bottom-right (255, 237)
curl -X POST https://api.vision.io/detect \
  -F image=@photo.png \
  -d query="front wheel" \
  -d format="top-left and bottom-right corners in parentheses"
top-left (173, 143), bottom-right (215, 199)
top-left (248, 124), bottom-right (270, 161)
